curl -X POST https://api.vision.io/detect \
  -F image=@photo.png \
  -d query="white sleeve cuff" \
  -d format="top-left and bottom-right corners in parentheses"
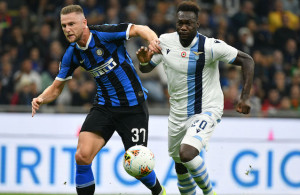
top-left (126, 23), bottom-right (133, 40)
top-left (55, 76), bottom-right (72, 81)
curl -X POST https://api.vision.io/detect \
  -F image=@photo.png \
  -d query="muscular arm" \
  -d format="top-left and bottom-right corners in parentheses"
top-left (31, 79), bottom-right (66, 116)
top-left (38, 79), bottom-right (66, 103)
top-left (232, 50), bottom-right (255, 114)
top-left (129, 25), bottom-right (158, 43)
top-left (129, 25), bottom-right (161, 53)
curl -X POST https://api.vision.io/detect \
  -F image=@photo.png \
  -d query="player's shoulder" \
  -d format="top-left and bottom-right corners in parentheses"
top-left (61, 43), bottom-right (76, 60)
top-left (159, 32), bottom-right (177, 40)
top-left (205, 36), bottom-right (226, 46)
top-left (89, 23), bottom-right (129, 32)
top-left (159, 32), bottom-right (178, 47)
top-left (63, 43), bottom-right (75, 53)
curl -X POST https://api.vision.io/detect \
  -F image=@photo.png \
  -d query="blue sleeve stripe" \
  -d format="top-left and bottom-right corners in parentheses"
top-left (149, 61), bottom-right (158, 67)
top-left (229, 57), bottom-right (236, 64)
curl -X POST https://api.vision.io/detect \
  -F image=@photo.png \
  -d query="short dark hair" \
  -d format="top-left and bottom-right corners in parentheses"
top-left (60, 5), bottom-right (84, 15)
top-left (177, 1), bottom-right (200, 18)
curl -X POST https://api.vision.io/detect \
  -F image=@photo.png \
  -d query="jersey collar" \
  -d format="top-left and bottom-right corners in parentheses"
top-left (177, 32), bottom-right (199, 48)
top-left (76, 33), bottom-right (92, 50)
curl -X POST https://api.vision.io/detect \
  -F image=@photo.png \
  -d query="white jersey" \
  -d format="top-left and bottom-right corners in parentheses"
top-left (150, 32), bottom-right (238, 123)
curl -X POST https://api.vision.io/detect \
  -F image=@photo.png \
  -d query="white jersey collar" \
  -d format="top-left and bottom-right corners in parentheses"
top-left (76, 33), bottom-right (92, 50)
top-left (177, 32), bottom-right (199, 48)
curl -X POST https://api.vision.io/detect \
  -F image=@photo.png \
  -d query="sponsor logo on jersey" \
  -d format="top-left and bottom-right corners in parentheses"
top-left (166, 49), bottom-right (170, 54)
top-left (96, 48), bottom-right (104, 56)
top-left (181, 51), bottom-right (187, 57)
top-left (88, 58), bottom-right (117, 77)
top-left (79, 59), bottom-right (85, 64)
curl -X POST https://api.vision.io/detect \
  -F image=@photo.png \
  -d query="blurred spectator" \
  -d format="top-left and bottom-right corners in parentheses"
top-left (215, 0), bottom-right (240, 17)
top-left (283, 38), bottom-right (298, 74)
top-left (249, 86), bottom-right (262, 116)
top-left (0, 1), bottom-right (12, 30)
top-left (0, 62), bottom-right (14, 104)
top-left (125, 0), bottom-right (147, 24)
top-left (13, 58), bottom-right (41, 93)
top-left (268, 0), bottom-right (299, 32)
top-left (279, 96), bottom-right (291, 110)
top-left (221, 66), bottom-right (241, 89)
top-left (198, 10), bottom-right (213, 37)
top-left (29, 47), bottom-right (44, 73)
top-left (231, 0), bottom-right (260, 32)
top-left (223, 84), bottom-right (239, 110)
top-left (262, 88), bottom-right (281, 115)
top-left (40, 60), bottom-right (58, 91)
top-left (273, 13), bottom-right (298, 50)
top-left (10, 77), bottom-right (37, 105)
top-left (149, 11), bottom-right (169, 36)
top-left (209, 3), bottom-right (228, 30)
top-left (32, 23), bottom-right (53, 58)
top-left (81, 0), bottom-right (106, 25)
top-left (290, 84), bottom-right (300, 110)
top-left (235, 27), bottom-right (254, 54)
top-left (272, 50), bottom-right (284, 73)
top-left (71, 80), bottom-right (96, 109)
top-left (46, 40), bottom-right (64, 63)
top-left (249, 19), bottom-right (272, 50)
top-left (282, 0), bottom-right (300, 15)
top-left (271, 71), bottom-right (290, 97)
top-left (13, 5), bottom-right (37, 36)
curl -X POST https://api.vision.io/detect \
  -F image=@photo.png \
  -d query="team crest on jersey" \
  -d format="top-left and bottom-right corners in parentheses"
top-left (181, 51), bottom-right (187, 57)
top-left (96, 48), bottom-right (104, 56)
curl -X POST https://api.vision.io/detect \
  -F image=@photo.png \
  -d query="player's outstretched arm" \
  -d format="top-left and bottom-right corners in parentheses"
top-left (31, 79), bottom-right (66, 117)
top-left (231, 50), bottom-right (255, 114)
top-left (136, 46), bottom-right (155, 73)
top-left (129, 24), bottom-right (161, 53)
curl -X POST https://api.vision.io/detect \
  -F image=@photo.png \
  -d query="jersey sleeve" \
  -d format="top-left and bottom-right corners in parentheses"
top-left (89, 23), bottom-right (131, 42)
top-left (56, 47), bottom-right (79, 81)
top-left (150, 54), bottom-right (163, 67)
top-left (210, 38), bottom-right (238, 64)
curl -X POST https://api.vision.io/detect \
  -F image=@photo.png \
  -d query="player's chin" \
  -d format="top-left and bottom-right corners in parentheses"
top-left (66, 36), bottom-right (77, 43)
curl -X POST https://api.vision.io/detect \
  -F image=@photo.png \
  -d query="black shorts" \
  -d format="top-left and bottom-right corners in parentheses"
top-left (81, 101), bottom-right (149, 150)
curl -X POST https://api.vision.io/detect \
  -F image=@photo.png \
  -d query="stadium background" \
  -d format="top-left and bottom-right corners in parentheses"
top-left (0, 0), bottom-right (300, 194)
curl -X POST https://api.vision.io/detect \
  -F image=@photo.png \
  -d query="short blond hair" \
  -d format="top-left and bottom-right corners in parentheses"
top-left (60, 5), bottom-right (84, 15)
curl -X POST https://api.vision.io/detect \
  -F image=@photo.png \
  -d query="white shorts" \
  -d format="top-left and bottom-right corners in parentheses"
top-left (168, 111), bottom-right (220, 162)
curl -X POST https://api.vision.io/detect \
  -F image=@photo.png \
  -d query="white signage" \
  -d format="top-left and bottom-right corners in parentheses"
top-left (0, 113), bottom-right (299, 194)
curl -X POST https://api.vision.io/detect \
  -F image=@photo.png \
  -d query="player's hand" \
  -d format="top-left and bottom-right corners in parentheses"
top-left (236, 99), bottom-right (251, 114)
top-left (136, 46), bottom-right (154, 64)
top-left (148, 39), bottom-right (161, 54)
top-left (31, 97), bottom-right (44, 117)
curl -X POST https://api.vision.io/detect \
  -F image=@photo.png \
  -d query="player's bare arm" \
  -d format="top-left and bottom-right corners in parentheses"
top-left (31, 79), bottom-right (66, 117)
top-left (129, 25), bottom-right (161, 53)
top-left (136, 46), bottom-right (156, 73)
top-left (232, 50), bottom-right (255, 114)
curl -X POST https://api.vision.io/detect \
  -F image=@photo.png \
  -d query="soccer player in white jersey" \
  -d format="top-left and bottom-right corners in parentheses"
top-left (136, 1), bottom-right (254, 195)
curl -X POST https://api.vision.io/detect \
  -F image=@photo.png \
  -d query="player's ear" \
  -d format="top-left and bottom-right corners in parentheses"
top-left (83, 18), bottom-right (87, 28)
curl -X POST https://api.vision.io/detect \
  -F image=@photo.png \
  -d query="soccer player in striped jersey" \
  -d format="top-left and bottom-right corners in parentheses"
top-left (136, 2), bottom-right (254, 195)
top-left (31, 5), bottom-right (165, 195)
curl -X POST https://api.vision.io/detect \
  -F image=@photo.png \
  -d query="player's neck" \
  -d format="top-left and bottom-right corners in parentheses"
top-left (77, 28), bottom-right (90, 47)
top-left (179, 32), bottom-right (197, 47)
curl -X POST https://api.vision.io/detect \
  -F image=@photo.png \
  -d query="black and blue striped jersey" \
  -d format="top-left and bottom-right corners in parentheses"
top-left (56, 23), bottom-right (148, 107)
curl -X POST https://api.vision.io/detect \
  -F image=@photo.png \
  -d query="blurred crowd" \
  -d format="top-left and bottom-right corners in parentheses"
top-left (0, 0), bottom-right (300, 116)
